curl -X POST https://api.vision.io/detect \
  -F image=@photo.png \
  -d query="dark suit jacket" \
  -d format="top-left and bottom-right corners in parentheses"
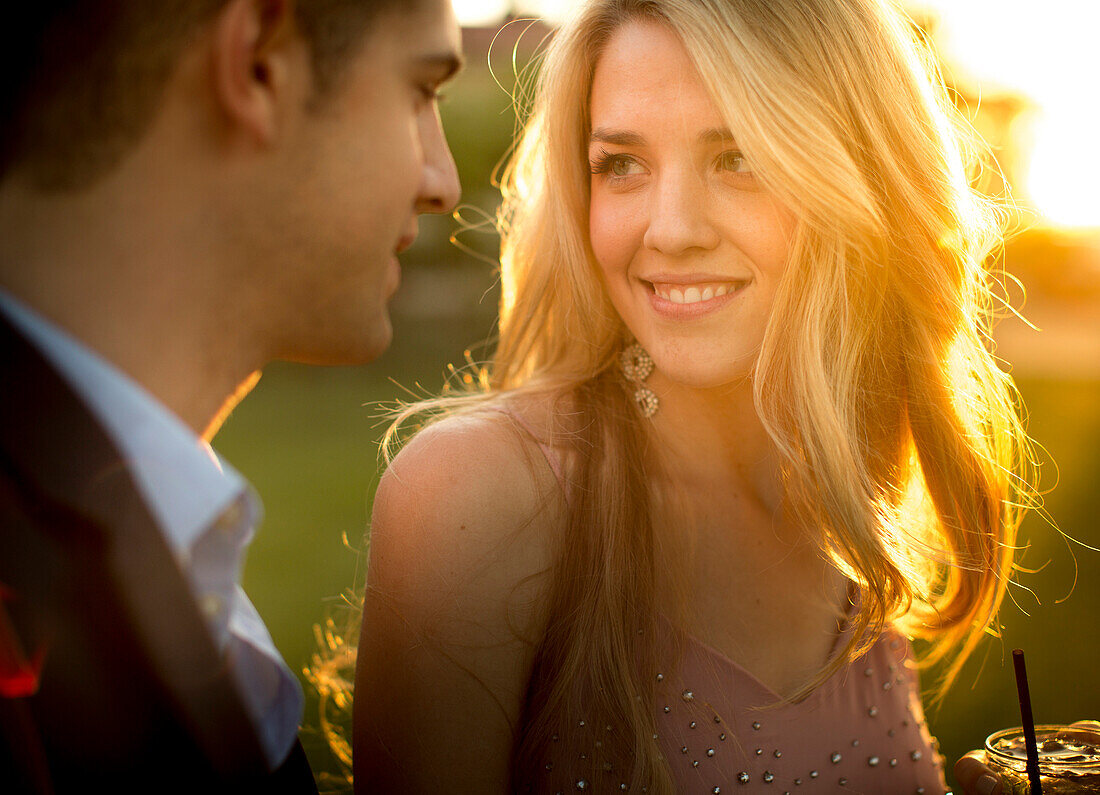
top-left (0, 311), bottom-right (316, 794)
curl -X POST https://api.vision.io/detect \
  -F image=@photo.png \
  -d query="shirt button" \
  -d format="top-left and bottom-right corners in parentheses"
top-left (213, 502), bottom-right (243, 535)
top-left (199, 593), bottom-right (224, 618)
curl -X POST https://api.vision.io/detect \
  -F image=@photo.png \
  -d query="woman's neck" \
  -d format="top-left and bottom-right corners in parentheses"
top-left (645, 372), bottom-right (782, 514)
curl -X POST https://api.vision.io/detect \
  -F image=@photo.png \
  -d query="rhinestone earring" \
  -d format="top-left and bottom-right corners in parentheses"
top-left (620, 343), bottom-right (659, 418)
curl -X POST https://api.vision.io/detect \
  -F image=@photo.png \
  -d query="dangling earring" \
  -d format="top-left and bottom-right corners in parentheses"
top-left (620, 343), bottom-right (659, 418)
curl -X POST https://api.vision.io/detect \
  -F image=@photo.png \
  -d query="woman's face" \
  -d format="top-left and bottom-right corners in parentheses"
top-left (588, 21), bottom-right (795, 390)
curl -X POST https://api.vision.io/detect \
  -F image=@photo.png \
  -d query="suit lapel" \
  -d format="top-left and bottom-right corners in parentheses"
top-left (0, 312), bottom-right (268, 780)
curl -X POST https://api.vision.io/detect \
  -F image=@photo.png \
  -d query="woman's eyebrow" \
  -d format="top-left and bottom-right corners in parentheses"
top-left (589, 128), bottom-right (646, 146)
top-left (589, 127), bottom-right (737, 146)
top-left (699, 126), bottom-right (737, 144)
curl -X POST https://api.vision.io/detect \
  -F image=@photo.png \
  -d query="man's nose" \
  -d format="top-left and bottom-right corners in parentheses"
top-left (416, 105), bottom-right (461, 215)
top-left (642, 169), bottom-right (720, 255)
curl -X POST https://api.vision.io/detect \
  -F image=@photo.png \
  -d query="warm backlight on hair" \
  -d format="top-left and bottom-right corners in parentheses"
top-left (457, 0), bottom-right (1100, 230)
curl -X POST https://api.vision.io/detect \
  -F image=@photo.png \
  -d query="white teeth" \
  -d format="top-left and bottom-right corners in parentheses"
top-left (653, 281), bottom-right (742, 304)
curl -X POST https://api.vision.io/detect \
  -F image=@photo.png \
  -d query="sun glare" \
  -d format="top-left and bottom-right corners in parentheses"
top-left (452, 0), bottom-right (512, 27)
top-left (1028, 114), bottom-right (1100, 230)
top-left (894, 0), bottom-right (1098, 230)
top-left (455, 0), bottom-right (580, 26)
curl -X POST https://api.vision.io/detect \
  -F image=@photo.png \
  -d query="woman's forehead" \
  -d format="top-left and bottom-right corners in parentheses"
top-left (589, 21), bottom-right (730, 139)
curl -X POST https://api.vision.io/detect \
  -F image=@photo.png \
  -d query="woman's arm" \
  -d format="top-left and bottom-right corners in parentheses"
top-left (352, 413), bottom-right (562, 793)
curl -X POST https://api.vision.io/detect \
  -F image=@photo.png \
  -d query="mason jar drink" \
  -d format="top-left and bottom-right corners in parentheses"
top-left (984, 725), bottom-right (1100, 794)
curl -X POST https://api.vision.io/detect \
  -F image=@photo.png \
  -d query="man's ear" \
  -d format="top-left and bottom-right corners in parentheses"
top-left (208, 0), bottom-right (309, 146)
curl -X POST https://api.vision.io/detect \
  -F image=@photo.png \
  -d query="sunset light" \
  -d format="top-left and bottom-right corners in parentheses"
top-left (916, 0), bottom-right (1100, 230)
top-left (456, 0), bottom-right (1100, 230)
top-left (11, 4), bottom-right (1100, 793)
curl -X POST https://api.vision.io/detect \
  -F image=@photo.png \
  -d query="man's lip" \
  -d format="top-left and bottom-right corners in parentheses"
top-left (395, 234), bottom-right (416, 254)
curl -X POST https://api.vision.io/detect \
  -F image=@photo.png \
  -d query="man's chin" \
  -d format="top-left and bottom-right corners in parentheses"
top-left (358, 319), bottom-right (394, 365)
top-left (278, 315), bottom-right (394, 367)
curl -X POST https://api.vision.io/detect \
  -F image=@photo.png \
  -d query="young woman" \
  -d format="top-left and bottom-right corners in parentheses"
top-left (352, 1), bottom-right (1034, 792)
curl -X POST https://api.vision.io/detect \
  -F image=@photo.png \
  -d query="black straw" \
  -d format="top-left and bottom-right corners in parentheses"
top-left (1012, 648), bottom-right (1043, 794)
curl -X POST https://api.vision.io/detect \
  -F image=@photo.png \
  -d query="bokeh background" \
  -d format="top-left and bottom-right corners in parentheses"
top-left (213, 1), bottom-right (1100, 789)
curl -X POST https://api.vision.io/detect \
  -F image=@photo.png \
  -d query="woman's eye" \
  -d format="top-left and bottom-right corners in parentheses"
top-left (716, 150), bottom-right (748, 173)
top-left (590, 151), bottom-right (642, 178)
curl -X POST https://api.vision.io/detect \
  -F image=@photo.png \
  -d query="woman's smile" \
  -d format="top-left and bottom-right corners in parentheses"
top-left (643, 277), bottom-right (752, 318)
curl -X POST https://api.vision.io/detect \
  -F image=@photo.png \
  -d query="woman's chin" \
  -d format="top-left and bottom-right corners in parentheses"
top-left (651, 360), bottom-right (757, 393)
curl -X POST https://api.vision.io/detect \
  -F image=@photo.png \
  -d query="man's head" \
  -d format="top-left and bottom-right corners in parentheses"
top-left (1, 1), bottom-right (450, 188)
top-left (0, 0), bottom-right (462, 368)
top-left (217, 0), bottom-right (465, 365)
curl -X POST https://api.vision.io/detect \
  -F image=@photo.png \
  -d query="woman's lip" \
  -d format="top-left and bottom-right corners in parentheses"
top-left (642, 273), bottom-right (751, 285)
top-left (643, 278), bottom-right (748, 318)
top-left (395, 234), bottom-right (416, 254)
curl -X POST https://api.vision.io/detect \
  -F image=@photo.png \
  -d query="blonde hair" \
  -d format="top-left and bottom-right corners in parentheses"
top-left (342, 0), bottom-right (1035, 791)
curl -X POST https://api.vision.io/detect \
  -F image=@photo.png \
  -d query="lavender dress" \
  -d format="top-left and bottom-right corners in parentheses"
top-left (535, 621), bottom-right (946, 794)
top-left (506, 410), bottom-right (948, 794)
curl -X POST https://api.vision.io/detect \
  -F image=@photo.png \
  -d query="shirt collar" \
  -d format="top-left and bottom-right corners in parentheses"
top-left (0, 290), bottom-right (252, 555)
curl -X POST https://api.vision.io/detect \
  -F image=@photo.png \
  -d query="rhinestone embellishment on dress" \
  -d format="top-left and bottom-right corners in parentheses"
top-left (544, 621), bottom-right (936, 792)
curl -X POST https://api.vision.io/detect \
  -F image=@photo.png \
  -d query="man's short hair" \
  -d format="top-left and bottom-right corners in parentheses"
top-left (0, 0), bottom-right (411, 190)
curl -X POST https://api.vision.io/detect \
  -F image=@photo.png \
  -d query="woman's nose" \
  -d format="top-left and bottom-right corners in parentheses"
top-left (642, 169), bottom-right (720, 255)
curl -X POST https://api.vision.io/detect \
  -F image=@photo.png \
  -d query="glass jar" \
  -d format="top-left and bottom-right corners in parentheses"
top-left (984, 725), bottom-right (1100, 794)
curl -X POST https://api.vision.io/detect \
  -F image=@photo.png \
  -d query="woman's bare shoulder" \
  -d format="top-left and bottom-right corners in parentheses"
top-left (356, 402), bottom-right (570, 790)
top-left (378, 401), bottom-right (566, 527)
top-left (367, 401), bottom-right (568, 624)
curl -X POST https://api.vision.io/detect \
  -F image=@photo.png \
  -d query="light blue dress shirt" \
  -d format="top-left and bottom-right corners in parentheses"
top-left (0, 290), bottom-right (303, 769)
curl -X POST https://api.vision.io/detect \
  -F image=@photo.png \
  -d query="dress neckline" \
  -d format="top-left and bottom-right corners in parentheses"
top-left (664, 581), bottom-right (862, 705)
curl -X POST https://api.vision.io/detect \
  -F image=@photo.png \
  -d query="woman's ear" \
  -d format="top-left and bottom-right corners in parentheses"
top-left (207, 0), bottom-right (309, 146)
